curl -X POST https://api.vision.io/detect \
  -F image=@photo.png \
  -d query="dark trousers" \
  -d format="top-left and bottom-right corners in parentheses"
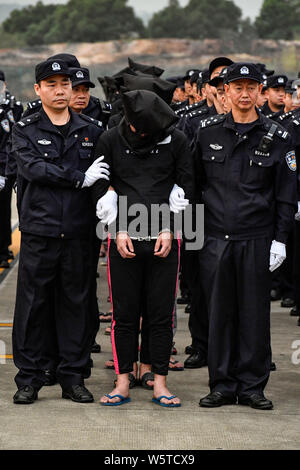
top-left (198, 236), bottom-right (272, 398)
top-left (13, 233), bottom-right (93, 390)
top-left (0, 176), bottom-right (13, 261)
top-left (108, 238), bottom-right (180, 375)
top-left (294, 222), bottom-right (300, 312)
top-left (272, 230), bottom-right (295, 299)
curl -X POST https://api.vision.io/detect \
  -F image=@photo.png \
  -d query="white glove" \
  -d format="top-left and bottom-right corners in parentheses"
top-left (269, 240), bottom-right (286, 272)
top-left (96, 190), bottom-right (118, 225)
top-left (295, 201), bottom-right (300, 222)
top-left (169, 184), bottom-right (189, 213)
top-left (82, 156), bottom-right (110, 188)
top-left (0, 176), bottom-right (6, 191)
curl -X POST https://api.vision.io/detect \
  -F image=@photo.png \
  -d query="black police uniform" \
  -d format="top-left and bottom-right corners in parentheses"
top-left (12, 107), bottom-right (103, 391)
top-left (92, 90), bottom-right (194, 376)
top-left (194, 106), bottom-right (297, 398)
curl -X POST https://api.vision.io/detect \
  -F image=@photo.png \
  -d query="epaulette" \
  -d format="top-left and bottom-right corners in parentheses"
top-left (79, 113), bottom-right (103, 128)
top-left (279, 111), bottom-right (294, 122)
top-left (187, 107), bottom-right (209, 119)
top-left (17, 113), bottom-right (40, 127)
top-left (199, 114), bottom-right (226, 129)
top-left (263, 117), bottom-right (290, 140)
top-left (292, 117), bottom-right (300, 127)
top-left (27, 99), bottom-right (42, 110)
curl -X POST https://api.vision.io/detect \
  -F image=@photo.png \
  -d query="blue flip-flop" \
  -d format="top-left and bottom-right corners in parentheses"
top-left (101, 394), bottom-right (131, 406)
top-left (152, 395), bottom-right (181, 408)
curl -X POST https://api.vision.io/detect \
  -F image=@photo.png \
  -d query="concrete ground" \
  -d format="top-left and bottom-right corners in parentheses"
top-left (0, 200), bottom-right (300, 450)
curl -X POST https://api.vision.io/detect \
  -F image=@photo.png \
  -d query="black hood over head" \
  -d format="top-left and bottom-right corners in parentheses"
top-left (122, 73), bottom-right (176, 105)
top-left (119, 90), bottom-right (179, 156)
top-left (128, 57), bottom-right (164, 77)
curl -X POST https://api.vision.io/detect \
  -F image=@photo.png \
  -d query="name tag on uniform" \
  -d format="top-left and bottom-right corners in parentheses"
top-left (254, 150), bottom-right (270, 157)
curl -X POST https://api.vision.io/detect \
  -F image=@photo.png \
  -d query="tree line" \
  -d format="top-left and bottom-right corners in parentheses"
top-left (1, 0), bottom-right (299, 48)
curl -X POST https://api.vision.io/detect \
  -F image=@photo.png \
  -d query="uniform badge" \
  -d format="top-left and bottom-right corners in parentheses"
top-left (285, 151), bottom-right (297, 172)
top-left (210, 144), bottom-right (223, 151)
top-left (38, 139), bottom-right (52, 145)
top-left (1, 119), bottom-right (10, 133)
top-left (7, 110), bottom-right (15, 124)
top-left (240, 66), bottom-right (249, 75)
top-left (76, 71), bottom-right (84, 79)
top-left (278, 77), bottom-right (284, 84)
top-left (52, 62), bottom-right (61, 71)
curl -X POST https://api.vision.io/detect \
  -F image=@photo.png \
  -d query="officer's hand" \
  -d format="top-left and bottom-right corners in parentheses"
top-left (169, 184), bottom-right (189, 213)
top-left (82, 156), bottom-right (110, 188)
top-left (96, 189), bottom-right (118, 225)
top-left (0, 176), bottom-right (6, 192)
top-left (116, 232), bottom-right (136, 259)
top-left (295, 202), bottom-right (300, 222)
top-left (269, 240), bottom-right (286, 272)
top-left (154, 231), bottom-right (173, 258)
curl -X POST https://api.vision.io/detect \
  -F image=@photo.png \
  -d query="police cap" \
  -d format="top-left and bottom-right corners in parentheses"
top-left (35, 59), bottom-right (71, 83)
top-left (47, 53), bottom-right (80, 68)
top-left (70, 67), bottom-right (95, 88)
top-left (224, 63), bottom-right (262, 84)
top-left (209, 57), bottom-right (234, 78)
top-left (209, 67), bottom-right (228, 87)
top-left (266, 75), bottom-right (288, 89)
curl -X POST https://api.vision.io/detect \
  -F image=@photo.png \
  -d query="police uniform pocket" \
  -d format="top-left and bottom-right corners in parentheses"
top-left (202, 152), bottom-right (226, 179)
top-left (79, 149), bottom-right (92, 159)
top-left (244, 155), bottom-right (274, 186)
top-left (41, 149), bottom-right (59, 161)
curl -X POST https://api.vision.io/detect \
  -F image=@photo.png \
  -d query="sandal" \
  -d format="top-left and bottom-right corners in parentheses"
top-left (101, 394), bottom-right (131, 406)
top-left (140, 372), bottom-right (154, 390)
top-left (152, 395), bottom-right (181, 408)
top-left (99, 312), bottom-right (112, 323)
top-left (168, 360), bottom-right (184, 371)
top-left (105, 359), bottom-right (115, 370)
top-left (104, 327), bottom-right (111, 336)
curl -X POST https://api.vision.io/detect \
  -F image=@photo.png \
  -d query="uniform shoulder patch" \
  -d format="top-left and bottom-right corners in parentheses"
top-left (285, 150), bottom-right (297, 172)
top-left (17, 113), bottom-right (40, 127)
top-left (79, 113), bottom-right (103, 128)
top-left (199, 114), bottom-right (226, 129)
top-left (27, 99), bottom-right (42, 109)
top-left (292, 118), bottom-right (300, 127)
top-left (279, 111), bottom-right (293, 122)
top-left (187, 108), bottom-right (209, 119)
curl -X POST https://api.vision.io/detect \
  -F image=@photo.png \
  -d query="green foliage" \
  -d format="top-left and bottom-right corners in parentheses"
top-left (148, 0), bottom-right (185, 38)
top-left (255, 0), bottom-right (300, 39)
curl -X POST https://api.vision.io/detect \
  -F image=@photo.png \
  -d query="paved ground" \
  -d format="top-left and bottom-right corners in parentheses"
top-left (0, 200), bottom-right (300, 450)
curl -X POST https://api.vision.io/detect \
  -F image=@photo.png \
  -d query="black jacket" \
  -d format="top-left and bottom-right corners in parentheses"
top-left (12, 108), bottom-right (103, 238)
top-left (194, 111), bottom-right (297, 243)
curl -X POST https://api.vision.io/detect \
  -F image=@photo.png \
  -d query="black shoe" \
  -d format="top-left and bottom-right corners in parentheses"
top-left (184, 352), bottom-right (207, 369)
top-left (44, 369), bottom-right (57, 386)
top-left (270, 289), bottom-right (281, 301)
top-left (7, 250), bottom-right (14, 260)
top-left (13, 385), bottom-right (38, 404)
top-left (185, 303), bottom-right (191, 314)
top-left (91, 342), bottom-right (101, 353)
top-left (290, 307), bottom-right (299, 317)
top-left (185, 344), bottom-right (196, 355)
top-left (199, 392), bottom-right (236, 408)
top-left (0, 260), bottom-right (10, 269)
top-left (62, 384), bottom-right (94, 403)
top-left (177, 295), bottom-right (190, 305)
top-left (238, 393), bottom-right (273, 410)
top-left (89, 358), bottom-right (94, 368)
top-left (281, 298), bottom-right (295, 308)
top-left (270, 362), bottom-right (276, 371)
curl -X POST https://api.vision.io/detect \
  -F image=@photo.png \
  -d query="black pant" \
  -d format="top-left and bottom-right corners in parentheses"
top-left (0, 176), bottom-right (13, 261)
top-left (13, 233), bottom-right (93, 390)
top-left (294, 222), bottom-right (300, 312)
top-left (199, 236), bottom-right (272, 398)
top-left (108, 238), bottom-right (180, 375)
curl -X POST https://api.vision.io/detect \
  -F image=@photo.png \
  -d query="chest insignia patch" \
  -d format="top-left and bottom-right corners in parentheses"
top-left (210, 144), bottom-right (223, 151)
top-left (38, 139), bottom-right (52, 145)
top-left (1, 119), bottom-right (10, 133)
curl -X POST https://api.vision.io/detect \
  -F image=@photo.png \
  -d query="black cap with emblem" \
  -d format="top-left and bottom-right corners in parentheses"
top-left (224, 63), bottom-right (262, 84)
top-left (47, 53), bottom-right (80, 68)
top-left (70, 67), bottom-right (95, 88)
top-left (209, 67), bottom-right (228, 87)
top-left (35, 59), bottom-right (71, 83)
top-left (183, 69), bottom-right (200, 81)
top-left (209, 57), bottom-right (234, 78)
top-left (266, 75), bottom-right (288, 89)
top-left (285, 79), bottom-right (297, 95)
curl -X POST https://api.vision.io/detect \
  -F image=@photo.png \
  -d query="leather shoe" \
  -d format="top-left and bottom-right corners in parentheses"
top-left (184, 352), bottom-right (207, 369)
top-left (44, 369), bottom-right (57, 386)
top-left (91, 341), bottom-right (101, 353)
top-left (199, 392), bottom-right (236, 408)
top-left (238, 393), bottom-right (273, 410)
top-left (177, 294), bottom-right (190, 305)
top-left (185, 344), bottom-right (196, 355)
top-left (13, 385), bottom-right (38, 404)
top-left (281, 298), bottom-right (295, 308)
top-left (62, 384), bottom-right (94, 403)
top-left (270, 362), bottom-right (276, 371)
top-left (0, 260), bottom-right (10, 269)
top-left (270, 289), bottom-right (281, 301)
top-left (185, 303), bottom-right (191, 314)
top-left (290, 307), bottom-right (299, 317)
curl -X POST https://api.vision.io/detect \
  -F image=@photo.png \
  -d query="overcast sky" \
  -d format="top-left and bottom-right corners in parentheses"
top-left (0, 0), bottom-right (264, 19)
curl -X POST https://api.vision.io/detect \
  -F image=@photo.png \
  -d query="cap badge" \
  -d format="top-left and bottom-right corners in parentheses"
top-left (278, 77), bottom-right (284, 84)
top-left (76, 71), bottom-right (84, 79)
top-left (52, 62), bottom-right (61, 71)
top-left (240, 66), bottom-right (249, 75)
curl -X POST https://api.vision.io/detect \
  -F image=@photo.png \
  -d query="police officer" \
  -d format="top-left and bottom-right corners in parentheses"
top-left (12, 59), bottom-right (109, 404)
top-left (23, 53), bottom-right (112, 126)
top-left (195, 63), bottom-right (297, 410)
top-left (0, 70), bottom-right (23, 268)
top-left (260, 75), bottom-right (288, 119)
top-left (92, 90), bottom-right (194, 406)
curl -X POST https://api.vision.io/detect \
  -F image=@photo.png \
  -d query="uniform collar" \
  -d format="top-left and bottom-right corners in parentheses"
top-left (223, 109), bottom-right (264, 132)
top-left (37, 107), bottom-right (90, 135)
